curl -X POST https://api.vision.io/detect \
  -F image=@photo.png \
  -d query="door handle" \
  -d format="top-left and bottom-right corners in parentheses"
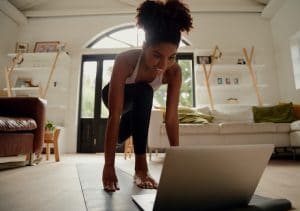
top-left (93, 138), bottom-right (96, 145)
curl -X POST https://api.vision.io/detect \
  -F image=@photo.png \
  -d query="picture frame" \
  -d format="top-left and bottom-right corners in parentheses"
top-left (197, 56), bottom-right (212, 64)
top-left (225, 77), bottom-right (231, 85)
top-left (34, 41), bottom-right (60, 53)
top-left (217, 77), bottom-right (223, 85)
top-left (233, 77), bottom-right (239, 85)
top-left (15, 42), bottom-right (29, 53)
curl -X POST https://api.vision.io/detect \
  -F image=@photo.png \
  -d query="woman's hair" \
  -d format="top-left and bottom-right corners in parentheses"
top-left (136, 0), bottom-right (193, 47)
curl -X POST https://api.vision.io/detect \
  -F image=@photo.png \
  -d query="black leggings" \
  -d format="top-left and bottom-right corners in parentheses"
top-left (102, 82), bottom-right (154, 154)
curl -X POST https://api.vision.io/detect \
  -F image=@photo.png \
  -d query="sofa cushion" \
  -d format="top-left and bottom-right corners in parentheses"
top-left (219, 122), bottom-right (276, 134)
top-left (160, 123), bottom-right (220, 135)
top-left (276, 123), bottom-right (291, 133)
top-left (290, 120), bottom-right (300, 131)
top-left (0, 116), bottom-right (37, 132)
top-left (252, 103), bottom-right (295, 123)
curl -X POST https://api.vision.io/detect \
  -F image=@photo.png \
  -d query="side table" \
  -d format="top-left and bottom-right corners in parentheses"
top-left (44, 128), bottom-right (61, 162)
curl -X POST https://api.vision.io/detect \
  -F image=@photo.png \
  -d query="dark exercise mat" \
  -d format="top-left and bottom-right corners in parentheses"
top-left (76, 163), bottom-right (292, 211)
top-left (248, 195), bottom-right (292, 211)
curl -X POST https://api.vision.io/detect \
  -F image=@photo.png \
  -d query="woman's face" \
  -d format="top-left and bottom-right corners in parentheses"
top-left (143, 42), bottom-right (178, 73)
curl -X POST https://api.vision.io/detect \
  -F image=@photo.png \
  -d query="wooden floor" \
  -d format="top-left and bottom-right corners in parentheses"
top-left (0, 153), bottom-right (299, 211)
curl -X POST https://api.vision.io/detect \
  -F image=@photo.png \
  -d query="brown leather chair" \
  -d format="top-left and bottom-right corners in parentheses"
top-left (0, 97), bottom-right (46, 165)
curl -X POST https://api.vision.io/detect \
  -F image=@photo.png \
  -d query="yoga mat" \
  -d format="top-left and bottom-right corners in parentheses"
top-left (77, 163), bottom-right (292, 211)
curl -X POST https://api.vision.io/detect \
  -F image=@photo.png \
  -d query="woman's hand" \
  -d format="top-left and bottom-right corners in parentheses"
top-left (102, 164), bottom-right (120, 192)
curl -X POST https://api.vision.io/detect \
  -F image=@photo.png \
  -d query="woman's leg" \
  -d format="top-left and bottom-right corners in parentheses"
top-left (131, 83), bottom-right (157, 189)
top-left (102, 83), bottom-right (153, 147)
top-left (131, 82), bottom-right (153, 154)
top-left (102, 83), bottom-right (134, 145)
top-left (102, 83), bottom-right (157, 188)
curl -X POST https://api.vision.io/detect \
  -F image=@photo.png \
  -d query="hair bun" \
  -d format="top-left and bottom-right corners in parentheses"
top-left (136, 0), bottom-right (193, 45)
top-left (136, 1), bottom-right (164, 32)
top-left (165, 0), bottom-right (193, 33)
top-left (137, 0), bottom-right (192, 33)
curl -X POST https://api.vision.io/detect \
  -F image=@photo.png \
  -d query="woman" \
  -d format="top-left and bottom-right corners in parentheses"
top-left (102, 0), bottom-right (193, 192)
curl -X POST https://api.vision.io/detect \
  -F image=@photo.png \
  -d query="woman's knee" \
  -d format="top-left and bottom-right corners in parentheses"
top-left (102, 83), bottom-right (109, 108)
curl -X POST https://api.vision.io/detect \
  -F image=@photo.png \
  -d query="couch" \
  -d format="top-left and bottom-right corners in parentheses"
top-left (0, 97), bottom-right (46, 165)
top-left (148, 104), bottom-right (300, 159)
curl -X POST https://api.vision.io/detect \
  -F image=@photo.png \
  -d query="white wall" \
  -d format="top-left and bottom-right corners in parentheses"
top-left (270, 0), bottom-right (300, 102)
top-left (0, 11), bottom-right (19, 89)
top-left (1, 11), bottom-right (279, 152)
top-left (190, 12), bottom-right (278, 106)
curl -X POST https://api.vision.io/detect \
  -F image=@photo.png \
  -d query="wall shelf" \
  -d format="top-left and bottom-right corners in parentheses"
top-left (4, 51), bottom-right (71, 126)
top-left (197, 46), bottom-right (265, 108)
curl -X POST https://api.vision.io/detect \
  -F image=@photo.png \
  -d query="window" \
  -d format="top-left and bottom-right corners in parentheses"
top-left (88, 25), bottom-right (190, 48)
top-left (290, 30), bottom-right (300, 89)
top-left (153, 53), bottom-right (195, 107)
top-left (80, 61), bottom-right (97, 118)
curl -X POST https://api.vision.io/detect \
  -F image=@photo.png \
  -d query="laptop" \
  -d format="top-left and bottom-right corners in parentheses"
top-left (132, 144), bottom-right (274, 211)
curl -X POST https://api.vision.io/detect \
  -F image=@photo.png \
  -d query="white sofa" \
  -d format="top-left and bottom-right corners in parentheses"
top-left (148, 105), bottom-right (300, 158)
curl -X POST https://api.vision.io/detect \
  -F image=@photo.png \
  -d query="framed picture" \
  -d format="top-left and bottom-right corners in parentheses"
top-left (15, 77), bottom-right (32, 87)
top-left (34, 41), bottom-right (60, 53)
top-left (225, 77), bottom-right (231, 85)
top-left (237, 58), bottom-right (246, 65)
top-left (15, 42), bottom-right (29, 53)
top-left (197, 56), bottom-right (212, 64)
top-left (233, 77), bottom-right (239, 85)
top-left (217, 77), bottom-right (223, 85)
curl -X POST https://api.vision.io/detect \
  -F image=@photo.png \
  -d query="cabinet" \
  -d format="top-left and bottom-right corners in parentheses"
top-left (4, 52), bottom-right (71, 126)
top-left (196, 46), bottom-right (267, 108)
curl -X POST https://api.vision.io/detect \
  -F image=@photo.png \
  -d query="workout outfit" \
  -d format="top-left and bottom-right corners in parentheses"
top-left (102, 52), bottom-right (163, 154)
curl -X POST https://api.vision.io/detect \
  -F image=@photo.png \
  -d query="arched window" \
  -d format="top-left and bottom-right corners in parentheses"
top-left (87, 24), bottom-right (190, 49)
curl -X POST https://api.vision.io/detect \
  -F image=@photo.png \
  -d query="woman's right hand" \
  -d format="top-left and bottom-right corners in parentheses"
top-left (102, 164), bottom-right (120, 192)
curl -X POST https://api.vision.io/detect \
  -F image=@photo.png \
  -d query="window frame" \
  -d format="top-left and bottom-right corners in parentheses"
top-left (87, 24), bottom-right (191, 48)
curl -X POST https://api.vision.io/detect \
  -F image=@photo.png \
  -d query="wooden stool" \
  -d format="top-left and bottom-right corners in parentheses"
top-left (44, 128), bottom-right (61, 162)
top-left (124, 136), bottom-right (134, 160)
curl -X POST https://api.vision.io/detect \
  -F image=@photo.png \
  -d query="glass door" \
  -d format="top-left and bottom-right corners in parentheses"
top-left (77, 54), bottom-right (115, 153)
top-left (154, 53), bottom-right (195, 107)
top-left (77, 53), bottom-right (194, 152)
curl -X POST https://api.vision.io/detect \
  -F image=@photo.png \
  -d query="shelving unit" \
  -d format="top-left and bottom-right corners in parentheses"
top-left (4, 51), bottom-right (71, 126)
top-left (196, 46), bottom-right (266, 108)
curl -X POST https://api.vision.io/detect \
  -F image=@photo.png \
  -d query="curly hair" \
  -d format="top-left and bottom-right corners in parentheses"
top-left (136, 0), bottom-right (193, 46)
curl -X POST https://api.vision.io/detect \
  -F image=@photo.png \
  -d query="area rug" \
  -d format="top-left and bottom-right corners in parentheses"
top-left (77, 163), bottom-right (292, 211)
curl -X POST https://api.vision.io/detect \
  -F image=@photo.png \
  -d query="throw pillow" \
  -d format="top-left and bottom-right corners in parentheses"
top-left (279, 102), bottom-right (300, 120)
top-left (160, 106), bottom-right (214, 124)
top-left (292, 104), bottom-right (300, 120)
top-left (252, 103), bottom-right (295, 123)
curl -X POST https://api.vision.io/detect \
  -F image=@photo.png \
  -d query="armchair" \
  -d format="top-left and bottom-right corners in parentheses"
top-left (0, 97), bottom-right (46, 165)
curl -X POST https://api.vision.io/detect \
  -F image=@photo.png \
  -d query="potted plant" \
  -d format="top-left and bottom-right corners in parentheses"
top-left (44, 120), bottom-right (56, 140)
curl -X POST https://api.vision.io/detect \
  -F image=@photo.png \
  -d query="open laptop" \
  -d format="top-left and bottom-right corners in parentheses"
top-left (132, 144), bottom-right (274, 211)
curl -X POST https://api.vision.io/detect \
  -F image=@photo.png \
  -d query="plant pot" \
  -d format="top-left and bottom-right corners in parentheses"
top-left (44, 130), bottom-right (54, 140)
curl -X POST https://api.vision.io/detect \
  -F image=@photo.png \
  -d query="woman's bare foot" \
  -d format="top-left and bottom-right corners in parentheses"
top-left (134, 171), bottom-right (158, 189)
top-left (134, 154), bottom-right (158, 189)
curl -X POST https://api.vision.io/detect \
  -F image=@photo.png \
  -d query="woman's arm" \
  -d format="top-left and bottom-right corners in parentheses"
top-left (165, 64), bottom-right (182, 146)
top-left (104, 54), bottom-right (131, 166)
top-left (102, 53), bottom-right (132, 191)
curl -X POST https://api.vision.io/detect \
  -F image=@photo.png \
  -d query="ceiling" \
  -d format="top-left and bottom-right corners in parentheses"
top-left (2, 0), bottom-right (283, 25)
top-left (7, 0), bottom-right (270, 16)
